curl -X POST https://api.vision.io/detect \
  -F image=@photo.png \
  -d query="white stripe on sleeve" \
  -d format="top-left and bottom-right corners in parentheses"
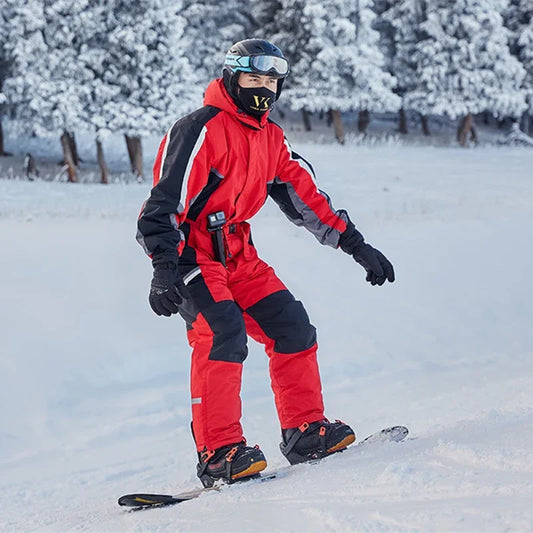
top-left (178, 125), bottom-right (208, 214)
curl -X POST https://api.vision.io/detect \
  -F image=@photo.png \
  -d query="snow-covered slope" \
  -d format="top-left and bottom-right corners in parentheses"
top-left (1, 145), bottom-right (532, 532)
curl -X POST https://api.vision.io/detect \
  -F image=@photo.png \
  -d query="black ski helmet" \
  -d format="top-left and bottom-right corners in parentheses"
top-left (222, 39), bottom-right (290, 102)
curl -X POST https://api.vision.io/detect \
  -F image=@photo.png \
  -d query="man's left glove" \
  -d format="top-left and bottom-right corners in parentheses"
top-left (350, 242), bottom-right (395, 286)
top-left (339, 222), bottom-right (395, 286)
top-left (149, 261), bottom-right (190, 317)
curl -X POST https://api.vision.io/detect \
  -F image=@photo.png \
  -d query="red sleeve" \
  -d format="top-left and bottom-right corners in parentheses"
top-left (270, 136), bottom-right (349, 247)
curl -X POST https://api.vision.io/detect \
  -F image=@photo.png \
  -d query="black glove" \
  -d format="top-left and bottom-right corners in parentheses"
top-left (149, 261), bottom-right (190, 316)
top-left (339, 223), bottom-right (395, 286)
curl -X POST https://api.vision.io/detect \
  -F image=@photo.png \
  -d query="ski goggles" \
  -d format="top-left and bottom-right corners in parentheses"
top-left (225, 54), bottom-right (290, 77)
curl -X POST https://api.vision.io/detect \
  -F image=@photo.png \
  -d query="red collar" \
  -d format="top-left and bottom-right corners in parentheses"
top-left (203, 78), bottom-right (270, 130)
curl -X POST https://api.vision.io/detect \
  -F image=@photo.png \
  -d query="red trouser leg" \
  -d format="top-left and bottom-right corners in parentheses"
top-left (180, 261), bottom-right (248, 452)
top-left (188, 309), bottom-right (246, 451)
top-left (243, 312), bottom-right (325, 429)
top-left (269, 345), bottom-right (324, 429)
top-left (230, 257), bottom-right (326, 430)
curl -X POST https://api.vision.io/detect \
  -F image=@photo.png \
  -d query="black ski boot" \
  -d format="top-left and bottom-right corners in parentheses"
top-left (280, 419), bottom-right (356, 465)
top-left (196, 440), bottom-right (267, 488)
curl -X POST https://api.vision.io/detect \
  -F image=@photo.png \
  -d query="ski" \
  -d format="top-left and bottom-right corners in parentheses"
top-left (118, 425), bottom-right (408, 510)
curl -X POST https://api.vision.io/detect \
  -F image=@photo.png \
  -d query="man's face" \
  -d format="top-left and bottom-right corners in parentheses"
top-left (238, 72), bottom-right (278, 92)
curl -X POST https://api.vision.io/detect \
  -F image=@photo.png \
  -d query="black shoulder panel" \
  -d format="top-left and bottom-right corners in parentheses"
top-left (160, 105), bottom-right (221, 192)
top-left (137, 106), bottom-right (221, 259)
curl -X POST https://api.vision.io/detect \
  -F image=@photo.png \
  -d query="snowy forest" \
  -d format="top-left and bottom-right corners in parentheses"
top-left (0, 0), bottom-right (532, 183)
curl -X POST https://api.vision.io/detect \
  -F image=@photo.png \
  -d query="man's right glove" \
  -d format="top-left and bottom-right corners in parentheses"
top-left (149, 261), bottom-right (190, 317)
top-left (338, 223), bottom-right (395, 286)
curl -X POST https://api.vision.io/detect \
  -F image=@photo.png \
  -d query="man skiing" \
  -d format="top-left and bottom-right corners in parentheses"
top-left (137, 39), bottom-right (395, 488)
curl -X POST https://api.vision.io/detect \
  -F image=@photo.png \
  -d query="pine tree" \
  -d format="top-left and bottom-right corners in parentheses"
top-left (4, 0), bottom-right (95, 181)
top-left (0, 0), bottom-right (15, 156)
top-left (182, 0), bottom-right (254, 88)
top-left (503, 0), bottom-right (533, 134)
top-left (379, 0), bottom-right (428, 134)
top-left (4, 0), bottom-right (201, 182)
top-left (0, 0), bottom-right (47, 157)
top-left (278, 0), bottom-right (399, 143)
top-left (518, 15), bottom-right (533, 124)
top-left (75, 2), bottom-right (118, 183)
top-left (78, 0), bottom-right (200, 181)
top-left (372, 0), bottom-right (396, 78)
top-left (404, 0), bottom-right (527, 146)
top-left (251, 0), bottom-right (282, 37)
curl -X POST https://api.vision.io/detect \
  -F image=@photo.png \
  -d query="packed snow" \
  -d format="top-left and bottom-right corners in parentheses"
top-left (1, 141), bottom-right (532, 532)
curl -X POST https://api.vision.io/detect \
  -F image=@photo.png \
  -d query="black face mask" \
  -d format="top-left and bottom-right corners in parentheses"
top-left (236, 86), bottom-right (276, 118)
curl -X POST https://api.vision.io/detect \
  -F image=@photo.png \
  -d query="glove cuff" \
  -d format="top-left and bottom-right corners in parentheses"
top-left (152, 252), bottom-right (179, 269)
top-left (338, 221), bottom-right (365, 255)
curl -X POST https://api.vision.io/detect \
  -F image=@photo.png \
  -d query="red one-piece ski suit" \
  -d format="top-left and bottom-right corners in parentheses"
top-left (137, 78), bottom-right (351, 452)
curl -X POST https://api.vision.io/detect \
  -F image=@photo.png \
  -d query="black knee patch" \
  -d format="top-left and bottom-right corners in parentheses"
top-left (246, 290), bottom-right (316, 354)
top-left (203, 300), bottom-right (248, 363)
top-left (174, 257), bottom-right (247, 363)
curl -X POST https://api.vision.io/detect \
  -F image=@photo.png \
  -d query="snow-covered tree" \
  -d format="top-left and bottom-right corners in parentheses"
top-left (279, 0), bottom-right (399, 142)
top-left (503, 0), bottom-right (533, 133)
top-left (78, 0), bottom-right (200, 181)
top-left (0, 0), bottom-right (47, 156)
top-left (94, 1), bottom-right (200, 138)
top-left (182, 0), bottom-right (254, 88)
top-left (518, 17), bottom-right (533, 120)
top-left (404, 0), bottom-right (527, 146)
top-left (372, 0), bottom-right (396, 75)
top-left (3, 0), bottom-right (95, 181)
top-left (251, 0), bottom-right (282, 37)
top-left (4, 0), bottom-right (199, 182)
top-left (379, 0), bottom-right (429, 134)
top-left (0, 2), bottom-right (14, 155)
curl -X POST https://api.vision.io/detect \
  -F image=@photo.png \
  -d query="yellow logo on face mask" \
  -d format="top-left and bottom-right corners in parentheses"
top-left (252, 95), bottom-right (272, 110)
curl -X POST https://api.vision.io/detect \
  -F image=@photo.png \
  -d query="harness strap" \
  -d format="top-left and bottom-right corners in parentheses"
top-left (282, 422), bottom-right (310, 455)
